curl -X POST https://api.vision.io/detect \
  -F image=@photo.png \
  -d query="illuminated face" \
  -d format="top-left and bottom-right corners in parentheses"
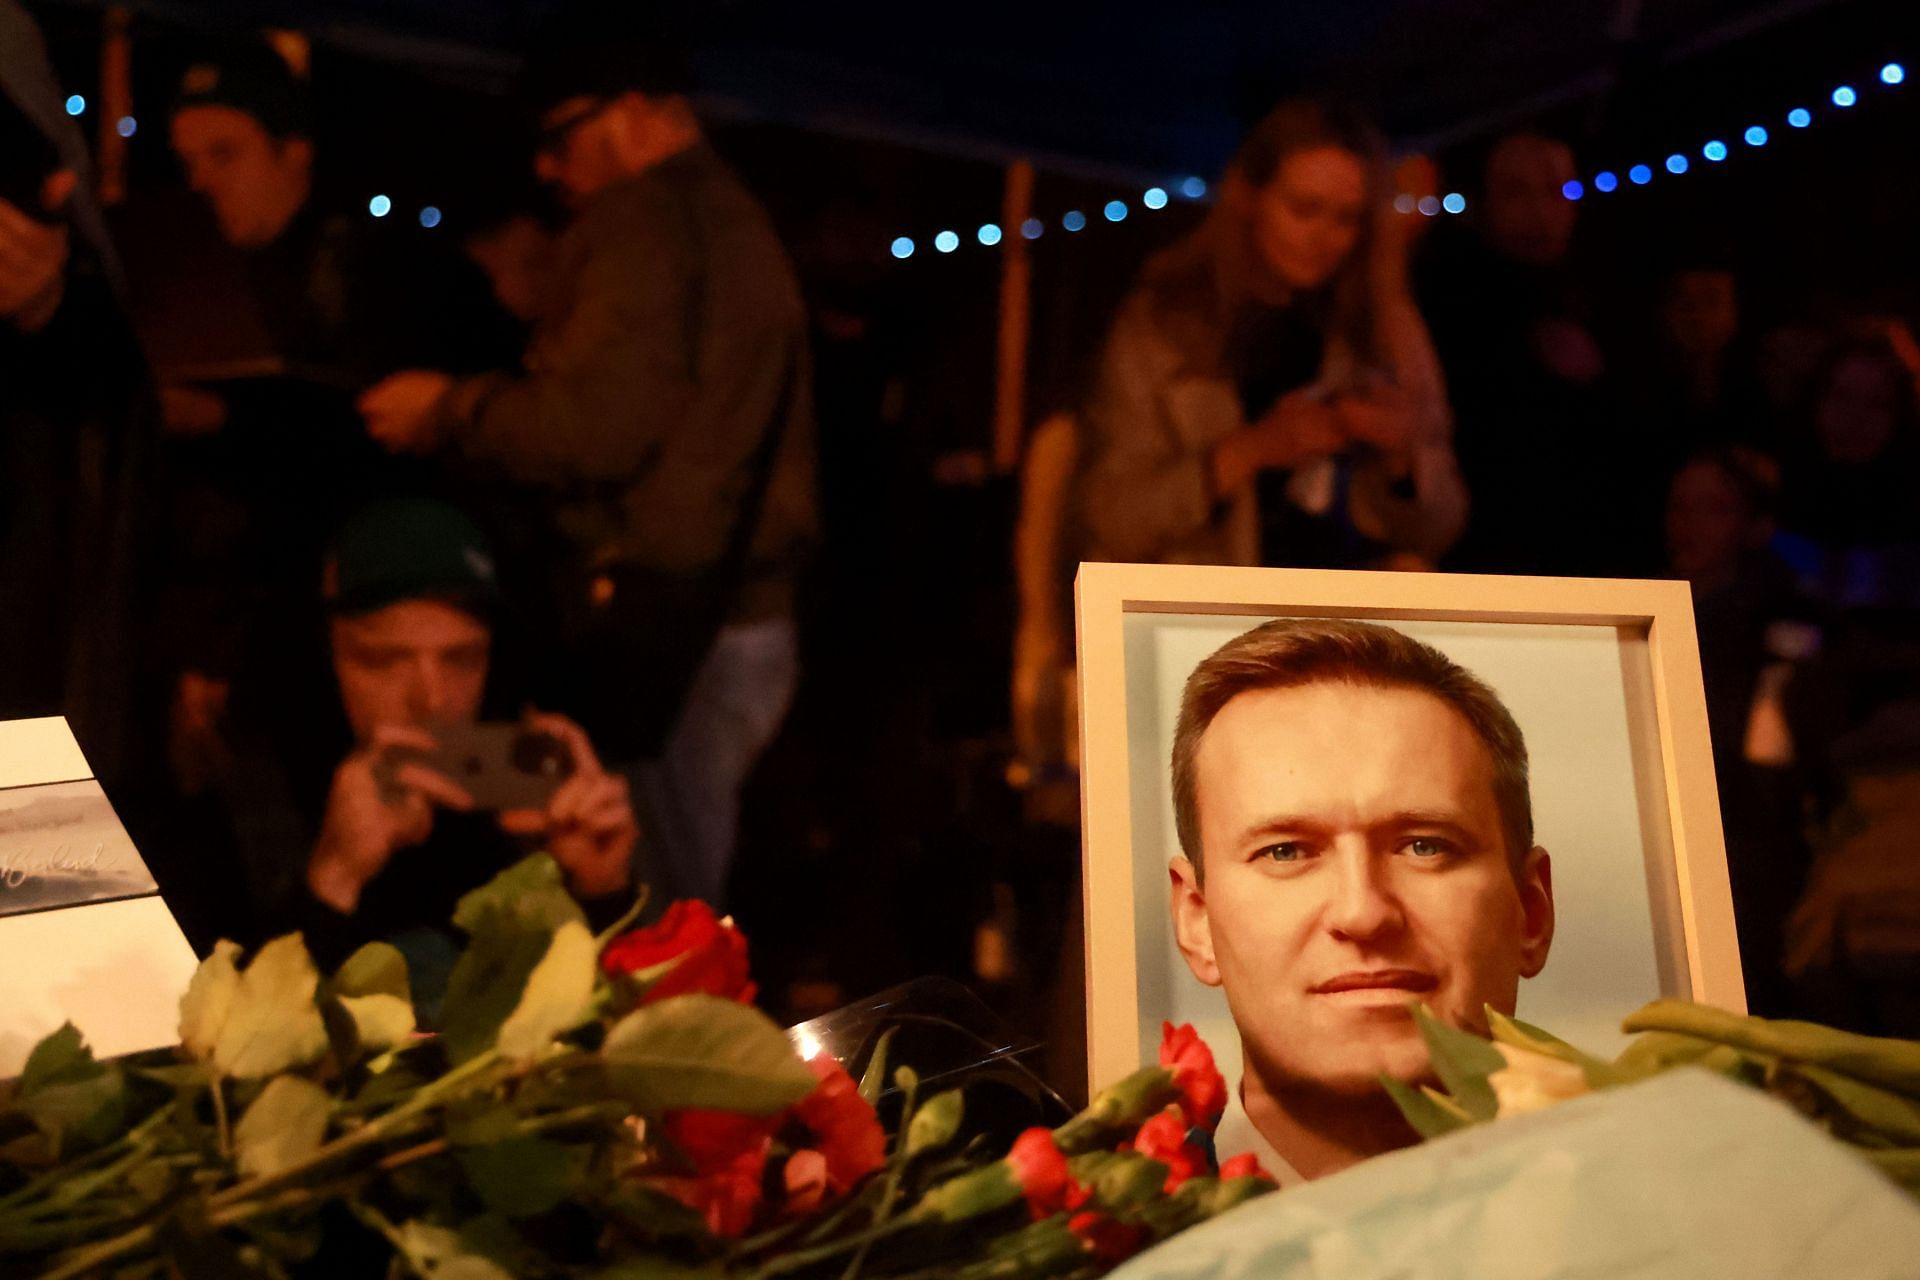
top-left (533, 94), bottom-right (628, 208)
top-left (1248, 146), bottom-right (1369, 292)
top-left (169, 104), bottom-right (311, 248)
top-left (330, 600), bottom-right (491, 742)
top-left (1171, 681), bottom-right (1554, 1096)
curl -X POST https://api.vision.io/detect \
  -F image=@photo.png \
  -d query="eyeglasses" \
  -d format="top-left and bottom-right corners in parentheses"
top-left (535, 97), bottom-right (612, 157)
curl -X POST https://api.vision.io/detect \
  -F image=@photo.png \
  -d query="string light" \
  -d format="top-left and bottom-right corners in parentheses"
top-left (1665, 153), bottom-right (1689, 174)
top-left (1831, 85), bottom-right (1856, 107)
top-left (1628, 164), bottom-right (1653, 185)
top-left (64, 94), bottom-right (84, 116)
top-left (368, 194), bottom-right (392, 218)
top-left (1594, 170), bottom-right (1619, 193)
top-left (934, 230), bottom-right (959, 253)
top-left (1179, 176), bottom-right (1207, 199)
top-left (1062, 210), bottom-right (1087, 232)
top-left (1143, 186), bottom-right (1168, 210)
top-left (1020, 218), bottom-right (1044, 240)
top-left (1442, 192), bottom-right (1467, 213)
top-left (1560, 180), bottom-right (1584, 201)
top-left (1787, 107), bottom-right (1812, 127)
top-left (977, 223), bottom-right (1002, 246)
top-left (1703, 140), bottom-right (1728, 161)
top-left (115, 116), bottom-right (136, 138)
top-left (891, 236), bottom-right (915, 259)
top-left (1416, 195), bottom-right (1440, 216)
top-left (419, 206), bottom-right (442, 229)
top-left (1882, 63), bottom-right (1906, 85)
top-left (1103, 200), bottom-right (1128, 222)
top-left (1745, 125), bottom-right (1769, 146)
top-left (1393, 193), bottom-right (1416, 214)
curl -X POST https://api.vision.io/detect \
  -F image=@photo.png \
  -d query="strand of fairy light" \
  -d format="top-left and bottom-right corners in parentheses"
top-left (1562, 59), bottom-right (1905, 201)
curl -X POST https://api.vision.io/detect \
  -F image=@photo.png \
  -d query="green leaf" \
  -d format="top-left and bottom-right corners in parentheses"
top-left (192, 936), bottom-right (330, 1080)
top-left (234, 1075), bottom-right (332, 1179)
top-left (592, 884), bottom-right (651, 949)
top-left (15, 1067), bottom-right (130, 1154)
top-left (603, 995), bottom-right (816, 1115)
top-left (1412, 1005), bottom-right (1505, 1122)
top-left (457, 1137), bottom-right (581, 1218)
top-left (1086, 1150), bottom-right (1168, 1211)
top-left (330, 941), bottom-right (412, 1004)
top-left (453, 855), bottom-right (585, 937)
top-left (907, 1089), bottom-right (964, 1156)
top-left (335, 993), bottom-right (417, 1057)
top-left (1381, 1073), bottom-right (1473, 1140)
top-left (178, 940), bottom-right (243, 1060)
top-left (18, 1023), bottom-right (96, 1095)
top-left (441, 922), bottom-right (557, 1065)
top-left (858, 1027), bottom-right (897, 1106)
top-left (495, 922), bottom-right (597, 1061)
top-left (1791, 1063), bottom-right (1920, 1145)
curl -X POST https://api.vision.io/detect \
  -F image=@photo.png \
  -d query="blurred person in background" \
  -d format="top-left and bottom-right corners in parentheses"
top-left (1071, 98), bottom-right (1464, 575)
top-left (1664, 447), bottom-right (1809, 1012)
top-left (1773, 336), bottom-right (1920, 610)
top-left (149, 36), bottom-right (514, 799)
top-left (1631, 261), bottom-right (1767, 466)
top-left (358, 15), bottom-right (816, 912)
top-left (1418, 132), bottom-right (1639, 576)
top-left (0, 0), bottom-right (149, 787)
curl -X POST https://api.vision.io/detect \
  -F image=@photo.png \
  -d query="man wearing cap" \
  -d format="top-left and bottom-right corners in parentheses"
top-left (190, 498), bottom-right (637, 977)
top-left (358, 18), bottom-right (815, 911)
top-left (149, 36), bottom-right (515, 799)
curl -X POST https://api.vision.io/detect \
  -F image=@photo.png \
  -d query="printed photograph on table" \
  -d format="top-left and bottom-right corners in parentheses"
top-left (0, 777), bottom-right (156, 918)
top-left (1075, 563), bottom-right (1744, 1181)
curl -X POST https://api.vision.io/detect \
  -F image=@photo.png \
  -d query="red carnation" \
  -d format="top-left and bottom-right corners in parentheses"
top-left (1124, 1106), bottom-right (1207, 1193)
top-left (1006, 1127), bottom-right (1075, 1220)
top-left (1068, 1210), bottom-right (1147, 1263)
top-left (601, 900), bottom-right (756, 1005)
top-left (791, 1053), bottom-right (887, 1194)
top-left (1158, 1022), bottom-right (1227, 1132)
top-left (650, 1109), bottom-right (773, 1238)
top-left (782, 1148), bottom-right (830, 1218)
top-left (1219, 1151), bottom-right (1277, 1183)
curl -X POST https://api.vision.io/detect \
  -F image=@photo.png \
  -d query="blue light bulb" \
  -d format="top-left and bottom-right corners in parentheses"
top-left (368, 194), bottom-right (392, 218)
top-left (1179, 176), bottom-right (1207, 199)
top-left (890, 236), bottom-right (914, 260)
top-left (1881, 63), bottom-right (1906, 86)
top-left (1062, 210), bottom-right (1087, 232)
top-left (934, 231), bottom-right (959, 254)
top-left (1103, 200), bottom-right (1128, 223)
top-left (1594, 170), bottom-right (1619, 193)
top-left (1143, 187), bottom-right (1168, 210)
top-left (1744, 125), bottom-right (1769, 146)
top-left (1628, 164), bottom-right (1653, 185)
top-left (977, 223), bottom-right (1002, 246)
top-left (1787, 108), bottom-right (1811, 128)
top-left (1703, 140), bottom-right (1727, 162)
top-left (1020, 218), bottom-right (1044, 240)
top-left (1442, 192), bottom-right (1467, 213)
top-left (1832, 85), bottom-right (1856, 108)
top-left (1665, 154), bottom-right (1689, 175)
top-left (64, 94), bottom-right (84, 116)
top-left (1560, 180), bottom-right (1584, 201)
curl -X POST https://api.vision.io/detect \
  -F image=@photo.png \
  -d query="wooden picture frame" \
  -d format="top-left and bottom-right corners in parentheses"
top-left (1075, 562), bottom-right (1745, 1092)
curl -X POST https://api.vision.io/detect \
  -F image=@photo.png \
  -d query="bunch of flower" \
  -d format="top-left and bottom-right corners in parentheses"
top-left (1385, 1000), bottom-right (1920, 1200)
top-left (0, 857), bottom-right (1273, 1279)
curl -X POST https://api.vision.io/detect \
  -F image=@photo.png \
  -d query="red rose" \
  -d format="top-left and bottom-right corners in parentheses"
top-left (1006, 1127), bottom-right (1075, 1220)
top-left (651, 1108), bottom-right (775, 1237)
top-left (1158, 1022), bottom-right (1227, 1132)
top-left (1068, 1210), bottom-right (1147, 1263)
top-left (1219, 1151), bottom-right (1276, 1183)
top-left (661, 1108), bottom-right (777, 1171)
top-left (792, 1054), bottom-right (887, 1193)
top-left (782, 1148), bottom-right (829, 1218)
top-left (1124, 1106), bottom-right (1207, 1193)
top-left (601, 900), bottom-right (756, 1005)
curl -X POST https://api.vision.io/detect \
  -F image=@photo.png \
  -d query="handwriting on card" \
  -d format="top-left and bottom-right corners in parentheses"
top-left (0, 843), bottom-right (121, 889)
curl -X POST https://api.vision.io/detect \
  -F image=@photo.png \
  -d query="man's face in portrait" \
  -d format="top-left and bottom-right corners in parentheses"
top-left (1171, 680), bottom-right (1555, 1096)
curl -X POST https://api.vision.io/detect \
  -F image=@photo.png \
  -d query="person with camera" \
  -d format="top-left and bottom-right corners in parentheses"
top-left (178, 498), bottom-right (638, 979)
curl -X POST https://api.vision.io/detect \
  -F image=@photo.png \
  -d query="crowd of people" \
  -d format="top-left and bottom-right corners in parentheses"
top-left (3, 7), bottom-right (1916, 1035)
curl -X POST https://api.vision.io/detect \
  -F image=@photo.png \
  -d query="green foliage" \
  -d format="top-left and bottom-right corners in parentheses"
top-left (602, 995), bottom-right (817, 1114)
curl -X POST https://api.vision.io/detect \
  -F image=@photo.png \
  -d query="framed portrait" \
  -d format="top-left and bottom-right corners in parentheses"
top-left (1076, 562), bottom-right (1744, 1095)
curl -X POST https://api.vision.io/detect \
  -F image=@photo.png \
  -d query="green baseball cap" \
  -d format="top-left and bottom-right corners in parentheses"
top-left (323, 498), bottom-right (502, 618)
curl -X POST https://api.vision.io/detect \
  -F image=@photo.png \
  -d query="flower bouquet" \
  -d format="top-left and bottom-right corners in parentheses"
top-left (1385, 999), bottom-right (1920, 1199)
top-left (0, 856), bottom-right (1271, 1278)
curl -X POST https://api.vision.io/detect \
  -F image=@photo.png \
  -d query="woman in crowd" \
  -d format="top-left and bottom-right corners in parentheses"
top-left (1070, 98), bottom-right (1463, 571)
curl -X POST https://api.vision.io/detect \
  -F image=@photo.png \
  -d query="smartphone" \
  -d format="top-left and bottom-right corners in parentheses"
top-left (389, 722), bottom-right (575, 811)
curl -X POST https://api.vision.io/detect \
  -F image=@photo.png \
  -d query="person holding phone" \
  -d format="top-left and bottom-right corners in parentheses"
top-left (1071, 99), bottom-right (1465, 573)
top-left (173, 498), bottom-right (638, 981)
